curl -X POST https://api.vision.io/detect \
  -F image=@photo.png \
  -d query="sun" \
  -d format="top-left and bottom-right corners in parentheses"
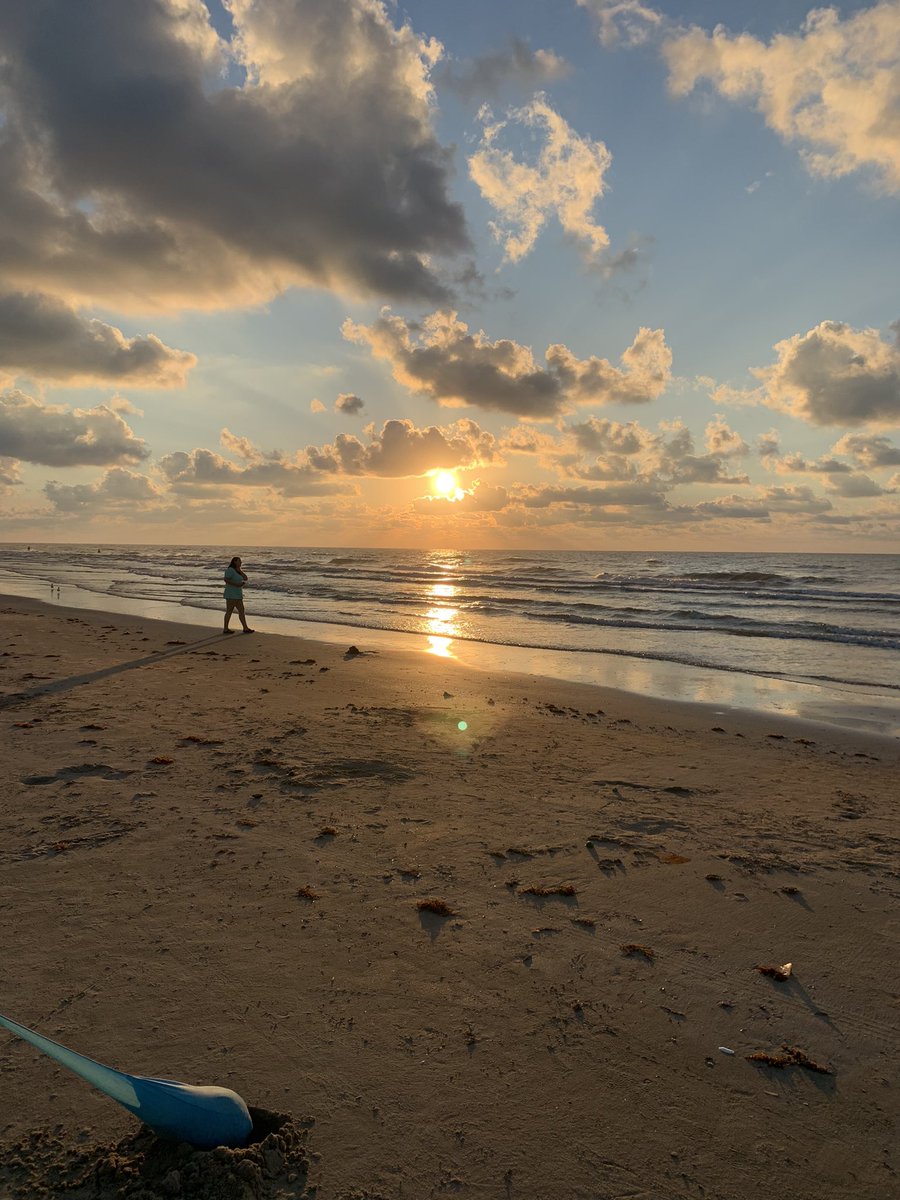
top-left (433, 470), bottom-right (457, 496)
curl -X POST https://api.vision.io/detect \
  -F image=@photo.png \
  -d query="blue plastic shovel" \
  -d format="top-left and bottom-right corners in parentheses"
top-left (0, 1012), bottom-right (253, 1149)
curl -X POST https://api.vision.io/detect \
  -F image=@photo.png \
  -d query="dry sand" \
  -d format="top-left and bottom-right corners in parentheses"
top-left (0, 596), bottom-right (897, 1200)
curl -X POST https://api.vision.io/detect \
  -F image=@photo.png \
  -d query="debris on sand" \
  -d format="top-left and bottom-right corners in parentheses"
top-left (755, 962), bottom-right (792, 980)
top-left (620, 943), bottom-right (654, 961)
top-left (518, 884), bottom-right (576, 898)
top-left (746, 1045), bottom-right (832, 1074)
top-left (416, 898), bottom-right (456, 917)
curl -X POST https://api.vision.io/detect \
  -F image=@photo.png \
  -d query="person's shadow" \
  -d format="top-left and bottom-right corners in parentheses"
top-left (0, 631), bottom-right (233, 710)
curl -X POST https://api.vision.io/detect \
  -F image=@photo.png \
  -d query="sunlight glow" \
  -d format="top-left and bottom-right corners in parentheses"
top-left (426, 635), bottom-right (454, 658)
top-left (434, 470), bottom-right (457, 495)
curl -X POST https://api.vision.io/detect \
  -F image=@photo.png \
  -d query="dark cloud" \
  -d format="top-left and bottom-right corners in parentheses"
top-left (693, 497), bottom-right (771, 519)
top-left (569, 417), bottom-right (651, 456)
top-left (824, 473), bottom-right (892, 498)
top-left (758, 485), bottom-right (832, 514)
top-left (654, 423), bottom-right (749, 484)
top-left (335, 393), bottom-right (364, 416)
top-left (0, 291), bottom-right (195, 385)
top-left (0, 389), bottom-right (149, 466)
top-left (344, 310), bottom-right (671, 419)
top-left (0, 0), bottom-right (468, 310)
top-left (438, 37), bottom-right (570, 101)
top-left (519, 482), bottom-right (667, 508)
top-left (755, 321), bottom-right (900, 427)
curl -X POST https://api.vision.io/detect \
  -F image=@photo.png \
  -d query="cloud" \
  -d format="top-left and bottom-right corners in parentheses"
top-left (563, 415), bottom-right (748, 484)
top-left (664, 3), bottom-right (900, 192)
top-left (160, 417), bottom-right (499, 493)
top-left (519, 481), bottom-right (667, 508)
top-left (704, 414), bottom-right (749, 458)
top-left (751, 321), bottom-right (900, 426)
top-left (652, 421), bottom-right (750, 484)
top-left (44, 467), bottom-right (164, 512)
top-left (343, 309), bottom-right (671, 418)
top-left (0, 0), bottom-right (469, 310)
top-left (757, 430), bottom-right (853, 475)
top-left (335, 393), bottom-right (365, 416)
top-left (693, 496), bottom-right (770, 519)
top-left (305, 417), bottom-right (501, 477)
top-left (692, 485), bottom-right (834, 519)
top-left (0, 292), bottom-right (196, 386)
top-left (310, 399), bottom-right (327, 414)
top-left (0, 456), bottom-right (22, 491)
top-left (823, 472), bottom-right (893, 497)
top-left (159, 447), bottom-right (344, 497)
top-left (577, 0), bottom-right (665, 48)
top-left (568, 417), bottom-right (652, 456)
top-left (0, 389), bottom-right (150, 467)
top-left (831, 432), bottom-right (900, 467)
top-left (438, 37), bottom-right (570, 101)
top-left (414, 481), bottom-right (510, 513)
top-left (757, 484), bottom-right (832, 514)
top-left (468, 95), bottom-right (612, 264)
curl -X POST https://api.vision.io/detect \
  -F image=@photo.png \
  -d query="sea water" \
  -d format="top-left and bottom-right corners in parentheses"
top-left (2, 545), bottom-right (898, 735)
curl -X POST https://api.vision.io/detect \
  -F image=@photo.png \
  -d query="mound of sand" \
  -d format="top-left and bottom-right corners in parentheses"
top-left (0, 1109), bottom-right (312, 1200)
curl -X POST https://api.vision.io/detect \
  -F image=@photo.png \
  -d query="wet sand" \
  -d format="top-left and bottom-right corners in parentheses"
top-left (0, 597), bottom-right (898, 1199)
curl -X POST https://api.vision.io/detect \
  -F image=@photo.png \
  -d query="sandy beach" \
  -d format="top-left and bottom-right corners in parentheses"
top-left (0, 595), bottom-right (897, 1200)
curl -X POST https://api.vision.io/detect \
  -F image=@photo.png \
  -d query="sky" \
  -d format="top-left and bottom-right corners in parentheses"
top-left (1, 0), bottom-right (899, 551)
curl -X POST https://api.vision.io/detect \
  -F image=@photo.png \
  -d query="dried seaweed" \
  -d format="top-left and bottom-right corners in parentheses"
top-left (746, 1044), bottom-right (832, 1074)
top-left (417, 898), bottom-right (455, 917)
top-left (519, 884), bottom-right (576, 897)
top-left (620, 943), bottom-right (654, 960)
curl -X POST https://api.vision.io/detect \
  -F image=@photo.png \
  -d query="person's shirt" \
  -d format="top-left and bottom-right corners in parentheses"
top-left (223, 567), bottom-right (245, 600)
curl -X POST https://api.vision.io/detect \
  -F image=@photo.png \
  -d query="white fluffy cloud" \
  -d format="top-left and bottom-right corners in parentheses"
top-left (44, 467), bottom-right (164, 512)
top-left (468, 95), bottom-right (612, 264)
top-left (343, 309), bottom-right (671, 418)
top-left (0, 0), bottom-right (468, 310)
top-left (0, 292), bottom-right (195, 386)
top-left (305, 417), bottom-right (501, 477)
top-left (751, 321), bottom-right (900, 426)
top-left (562, 415), bottom-right (748, 484)
top-left (831, 431), bottom-right (900, 467)
top-left (159, 417), bottom-right (499, 493)
top-left (0, 390), bottom-right (149, 467)
top-left (159, 447), bottom-right (345, 497)
top-left (664, 3), bottom-right (900, 191)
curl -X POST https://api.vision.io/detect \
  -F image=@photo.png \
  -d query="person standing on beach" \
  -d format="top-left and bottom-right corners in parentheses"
top-left (223, 556), bottom-right (254, 634)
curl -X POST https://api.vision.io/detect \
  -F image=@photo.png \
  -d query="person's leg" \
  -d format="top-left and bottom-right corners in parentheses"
top-left (224, 599), bottom-right (236, 632)
top-left (236, 599), bottom-right (253, 632)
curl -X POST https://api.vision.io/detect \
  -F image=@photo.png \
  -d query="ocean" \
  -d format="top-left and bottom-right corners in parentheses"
top-left (2, 544), bottom-right (899, 735)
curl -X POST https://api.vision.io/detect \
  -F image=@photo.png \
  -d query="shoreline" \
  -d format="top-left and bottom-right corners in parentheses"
top-left (1, 596), bottom-right (898, 1198)
top-left (1, 573), bottom-right (897, 739)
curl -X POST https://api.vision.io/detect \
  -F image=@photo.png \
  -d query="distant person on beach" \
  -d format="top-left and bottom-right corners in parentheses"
top-left (223, 557), bottom-right (254, 634)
